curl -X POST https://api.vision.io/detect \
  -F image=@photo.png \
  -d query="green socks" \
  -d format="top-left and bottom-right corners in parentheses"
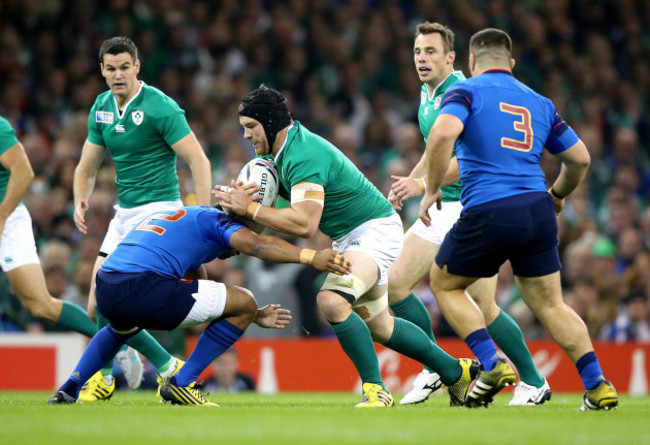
top-left (384, 317), bottom-right (460, 385)
top-left (126, 330), bottom-right (174, 371)
top-left (330, 312), bottom-right (383, 386)
top-left (57, 301), bottom-right (97, 338)
top-left (390, 293), bottom-right (437, 372)
top-left (488, 310), bottom-right (544, 387)
top-left (390, 294), bottom-right (436, 342)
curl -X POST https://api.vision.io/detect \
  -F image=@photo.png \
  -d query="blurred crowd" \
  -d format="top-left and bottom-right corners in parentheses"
top-left (0, 0), bottom-right (649, 344)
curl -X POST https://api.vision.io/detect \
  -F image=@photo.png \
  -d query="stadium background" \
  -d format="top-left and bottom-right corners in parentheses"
top-left (0, 0), bottom-right (648, 393)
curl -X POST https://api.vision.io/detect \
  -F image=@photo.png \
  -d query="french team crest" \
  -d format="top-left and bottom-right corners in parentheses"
top-left (131, 110), bottom-right (144, 125)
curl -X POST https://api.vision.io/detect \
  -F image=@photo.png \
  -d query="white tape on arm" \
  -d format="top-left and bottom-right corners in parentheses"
top-left (291, 182), bottom-right (325, 206)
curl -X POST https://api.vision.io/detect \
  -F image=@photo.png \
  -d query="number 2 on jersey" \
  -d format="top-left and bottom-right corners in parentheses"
top-left (499, 102), bottom-right (533, 152)
top-left (135, 209), bottom-right (187, 235)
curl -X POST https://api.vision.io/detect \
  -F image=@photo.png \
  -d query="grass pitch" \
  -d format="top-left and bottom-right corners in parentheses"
top-left (1, 391), bottom-right (648, 445)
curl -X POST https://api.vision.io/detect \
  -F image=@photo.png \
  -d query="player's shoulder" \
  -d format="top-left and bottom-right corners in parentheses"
top-left (448, 70), bottom-right (467, 84)
top-left (91, 90), bottom-right (114, 109)
top-left (284, 122), bottom-right (330, 161)
top-left (139, 84), bottom-right (183, 113)
top-left (0, 116), bottom-right (13, 133)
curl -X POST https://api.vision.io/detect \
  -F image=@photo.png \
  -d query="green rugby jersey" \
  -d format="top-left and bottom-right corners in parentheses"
top-left (87, 82), bottom-right (191, 208)
top-left (273, 122), bottom-right (394, 240)
top-left (0, 117), bottom-right (19, 202)
top-left (418, 71), bottom-right (465, 202)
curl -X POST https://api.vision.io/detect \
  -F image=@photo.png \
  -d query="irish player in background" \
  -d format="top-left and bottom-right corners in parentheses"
top-left (49, 204), bottom-right (351, 406)
top-left (216, 86), bottom-right (480, 408)
top-left (388, 22), bottom-right (549, 406)
top-left (0, 117), bottom-right (98, 341)
top-left (419, 28), bottom-right (618, 410)
top-left (72, 37), bottom-right (212, 401)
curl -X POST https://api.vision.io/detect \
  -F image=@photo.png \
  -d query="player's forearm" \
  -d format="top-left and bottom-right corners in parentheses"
top-left (189, 158), bottom-right (212, 206)
top-left (0, 164), bottom-right (33, 218)
top-left (441, 157), bottom-right (460, 187)
top-left (252, 205), bottom-right (318, 239)
top-left (551, 163), bottom-right (589, 199)
top-left (424, 137), bottom-right (454, 193)
top-left (245, 235), bottom-right (302, 263)
top-left (73, 168), bottom-right (97, 208)
top-left (409, 152), bottom-right (428, 178)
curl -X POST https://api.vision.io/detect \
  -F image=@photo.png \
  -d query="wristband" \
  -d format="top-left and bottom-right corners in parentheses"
top-left (246, 202), bottom-right (261, 220)
top-left (550, 188), bottom-right (565, 200)
top-left (299, 249), bottom-right (317, 265)
top-left (416, 177), bottom-right (426, 193)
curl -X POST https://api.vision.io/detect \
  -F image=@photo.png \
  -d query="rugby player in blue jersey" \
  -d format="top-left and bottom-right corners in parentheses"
top-left (419, 28), bottom-right (618, 410)
top-left (49, 205), bottom-right (350, 406)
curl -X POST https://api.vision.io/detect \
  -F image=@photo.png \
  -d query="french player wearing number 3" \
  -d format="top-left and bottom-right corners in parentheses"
top-left (215, 86), bottom-right (481, 408)
top-left (419, 28), bottom-right (618, 410)
top-left (49, 203), bottom-right (352, 406)
top-left (387, 22), bottom-right (548, 407)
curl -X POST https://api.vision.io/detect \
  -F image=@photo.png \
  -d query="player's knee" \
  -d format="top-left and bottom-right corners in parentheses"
top-left (25, 298), bottom-right (57, 322)
top-left (386, 270), bottom-right (405, 303)
top-left (317, 291), bottom-right (351, 320)
top-left (86, 305), bottom-right (97, 323)
top-left (230, 287), bottom-right (258, 322)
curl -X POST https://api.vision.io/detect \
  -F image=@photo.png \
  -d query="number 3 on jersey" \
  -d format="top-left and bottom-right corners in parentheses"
top-left (135, 209), bottom-right (187, 235)
top-left (499, 103), bottom-right (533, 152)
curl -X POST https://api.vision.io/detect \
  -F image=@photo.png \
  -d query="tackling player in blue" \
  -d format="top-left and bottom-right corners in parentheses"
top-left (49, 205), bottom-right (350, 406)
top-left (419, 28), bottom-right (618, 410)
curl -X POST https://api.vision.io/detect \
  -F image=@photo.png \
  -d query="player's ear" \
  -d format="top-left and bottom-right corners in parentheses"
top-left (135, 58), bottom-right (141, 75)
top-left (447, 51), bottom-right (455, 65)
top-left (510, 58), bottom-right (516, 70)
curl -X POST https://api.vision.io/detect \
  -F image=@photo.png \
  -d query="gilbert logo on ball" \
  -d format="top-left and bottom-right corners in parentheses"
top-left (236, 158), bottom-right (280, 207)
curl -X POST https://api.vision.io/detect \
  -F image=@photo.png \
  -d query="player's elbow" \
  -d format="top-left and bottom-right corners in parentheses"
top-left (566, 141), bottom-right (591, 171)
top-left (24, 162), bottom-right (35, 182)
top-left (295, 221), bottom-right (318, 239)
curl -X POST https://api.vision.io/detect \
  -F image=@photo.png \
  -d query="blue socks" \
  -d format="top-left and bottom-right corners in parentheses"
top-left (173, 319), bottom-right (244, 387)
top-left (576, 351), bottom-right (605, 390)
top-left (464, 328), bottom-right (500, 371)
top-left (60, 326), bottom-right (126, 397)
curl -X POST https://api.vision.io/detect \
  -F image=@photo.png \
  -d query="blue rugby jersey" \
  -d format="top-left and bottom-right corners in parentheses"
top-left (439, 69), bottom-right (579, 210)
top-left (101, 206), bottom-right (246, 278)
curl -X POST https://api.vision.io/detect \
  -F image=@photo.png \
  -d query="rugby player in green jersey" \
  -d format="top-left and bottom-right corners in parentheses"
top-left (73, 37), bottom-right (212, 401)
top-left (0, 117), bottom-right (98, 340)
top-left (388, 22), bottom-right (549, 406)
top-left (215, 86), bottom-right (478, 408)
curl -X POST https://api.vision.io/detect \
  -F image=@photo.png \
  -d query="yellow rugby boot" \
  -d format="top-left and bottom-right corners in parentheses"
top-left (465, 359), bottom-right (517, 408)
top-left (77, 371), bottom-right (115, 402)
top-left (355, 383), bottom-right (395, 408)
top-left (160, 379), bottom-right (218, 406)
top-left (579, 380), bottom-right (618, 411)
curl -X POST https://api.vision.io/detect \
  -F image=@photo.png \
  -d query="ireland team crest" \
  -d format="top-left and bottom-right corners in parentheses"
top-left (132, 110), bottom-right (144, 125)
top-left (434, 96), bottom-right (442, 109)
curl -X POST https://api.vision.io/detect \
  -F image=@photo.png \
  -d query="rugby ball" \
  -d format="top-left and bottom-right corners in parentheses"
top-left (236, 158), bottom-right (279, 208)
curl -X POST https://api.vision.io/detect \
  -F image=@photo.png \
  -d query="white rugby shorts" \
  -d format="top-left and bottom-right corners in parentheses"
top-left (0, 204), bottom-right (40, 272)
top-left (99, 200), bottom-right (184, 255)
top-left (407, 200), bottom-right (463, 245)
top-left (332, 213), bottom-right (403, 286)
top-left (176, 280), bottom-right (228, 328)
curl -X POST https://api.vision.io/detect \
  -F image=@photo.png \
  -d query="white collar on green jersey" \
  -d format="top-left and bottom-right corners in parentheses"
top-left (273, 123), bottom-right (294, 162)
top-left (113, 81), bottom-right (144, 119)
top-left (425, 70), bottom-right (463, 101)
